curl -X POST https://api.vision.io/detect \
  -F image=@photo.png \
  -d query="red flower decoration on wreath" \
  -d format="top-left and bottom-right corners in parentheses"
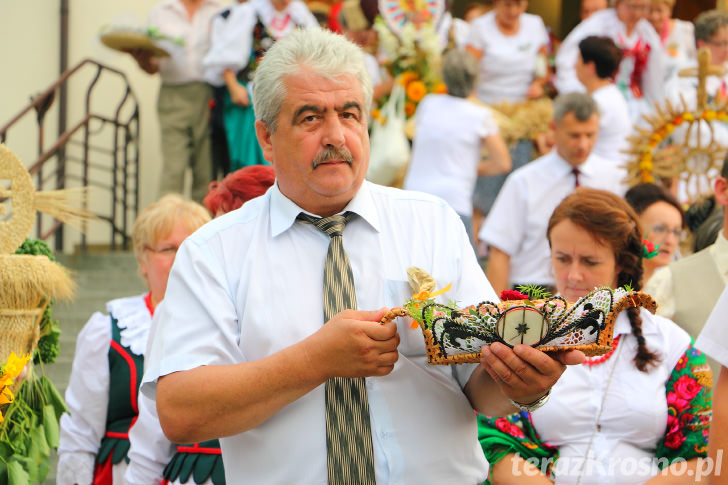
top-left (500, 290), bottom-right (530, 301)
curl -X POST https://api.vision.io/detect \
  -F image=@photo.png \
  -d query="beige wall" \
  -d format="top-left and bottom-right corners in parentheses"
top-left (1, 1), bottom-right (232, 252)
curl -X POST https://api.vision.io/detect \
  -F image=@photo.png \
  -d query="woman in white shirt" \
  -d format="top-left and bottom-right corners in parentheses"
top-left (648, 0), bottom-right (696, 80)
top-left (57, 195), bottom-right (211, 485)
top-left (479, 188), bottom-right (711, 485)
top-left (403, 49), bottom-right (511, 242)
top-left (465, 0), bottom-right (550, 240)
top-left (466, 0), bottom-right (550, 105)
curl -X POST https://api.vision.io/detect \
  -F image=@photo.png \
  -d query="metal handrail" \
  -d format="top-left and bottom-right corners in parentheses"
top-left (0, 58), bottom-right (140, 252)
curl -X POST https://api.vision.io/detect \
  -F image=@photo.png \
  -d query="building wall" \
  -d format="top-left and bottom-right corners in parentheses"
top-left (1, 1), bottom-right (234, 252)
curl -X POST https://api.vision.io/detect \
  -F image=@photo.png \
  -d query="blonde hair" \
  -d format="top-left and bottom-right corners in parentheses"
top-left (132, 194), bottom-right (211, 265)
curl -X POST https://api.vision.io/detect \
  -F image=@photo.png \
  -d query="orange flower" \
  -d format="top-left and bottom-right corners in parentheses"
top-left (406, 81), bottom-right (427, 102)
top-left (433, 82), bottom-right (447, 94)
top-left (371, 108), bottom-right (381, 120)
top-left (404, 102), bottom-right (416, 117)
top-left (398, 71), bottom-right (419, 86)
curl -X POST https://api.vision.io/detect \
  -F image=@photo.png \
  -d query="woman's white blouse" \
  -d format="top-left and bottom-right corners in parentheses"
top-left (467, 11), bottom-right (549, 104)
top-left (531, 309), bottom-right (691, 485)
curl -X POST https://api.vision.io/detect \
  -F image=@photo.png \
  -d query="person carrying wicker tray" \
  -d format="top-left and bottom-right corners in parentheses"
top-left (140, 29), bottom-right (586, 484)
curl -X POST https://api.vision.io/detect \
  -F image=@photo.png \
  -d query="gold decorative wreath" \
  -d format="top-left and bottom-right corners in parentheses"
top-left (624, 49), bottom-right (728, 201)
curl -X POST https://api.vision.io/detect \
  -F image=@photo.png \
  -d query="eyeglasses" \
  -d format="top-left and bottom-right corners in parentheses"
top-left (647, 224), bottom-right (684, 240)
top-left (144, 245), bottom-right (178, 257)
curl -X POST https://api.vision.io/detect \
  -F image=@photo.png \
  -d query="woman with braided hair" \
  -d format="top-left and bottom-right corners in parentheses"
top-left (478, 188), bottom-right (712, 484)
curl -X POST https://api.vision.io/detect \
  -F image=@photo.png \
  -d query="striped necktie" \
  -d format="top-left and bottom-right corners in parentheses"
top-left (297, 211), bottom-right (376, 484)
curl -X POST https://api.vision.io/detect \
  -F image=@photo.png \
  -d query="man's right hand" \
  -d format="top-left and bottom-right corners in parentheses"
top-left (302, 308), bottom-right (400, 380)
top-left (128, 48), bottom-right (159, 74)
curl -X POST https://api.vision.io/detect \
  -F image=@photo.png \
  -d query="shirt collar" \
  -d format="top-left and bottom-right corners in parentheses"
top-left (270, 181), bottom-right (381, 237)
top-left (550, 150), bottom-right (595, 179)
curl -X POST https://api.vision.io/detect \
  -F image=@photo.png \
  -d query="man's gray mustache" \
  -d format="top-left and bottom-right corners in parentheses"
top-left (312, 147), bottom-right (354, 168)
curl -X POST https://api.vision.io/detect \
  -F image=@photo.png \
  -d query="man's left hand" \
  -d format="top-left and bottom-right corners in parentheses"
top-left (479, 342), bottom-right (585, 405)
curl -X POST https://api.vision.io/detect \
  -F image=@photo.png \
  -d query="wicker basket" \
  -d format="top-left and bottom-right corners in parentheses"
top-left (385, 288), bottom-right (658, 365)
top-left (0, 307), bottom-right (44, 362)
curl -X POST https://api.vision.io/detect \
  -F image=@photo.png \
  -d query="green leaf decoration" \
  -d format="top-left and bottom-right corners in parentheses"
top-left (515, 284), bottom-right (552, 300)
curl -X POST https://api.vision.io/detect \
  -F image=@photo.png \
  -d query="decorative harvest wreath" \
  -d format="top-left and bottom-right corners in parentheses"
top-left (624, 48), bottom-right (728, 200)
top-left (380, 268), bottom-right (657, 365)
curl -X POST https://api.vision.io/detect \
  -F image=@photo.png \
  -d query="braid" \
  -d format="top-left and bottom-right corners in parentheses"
top-left (626, 306), bottom-right (660, 372)
top-left (620, 227), bottom-right (661, 372)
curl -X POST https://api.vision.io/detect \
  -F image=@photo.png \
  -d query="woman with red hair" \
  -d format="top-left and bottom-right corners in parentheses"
top-left (203, 165), bottom-right (276, 216)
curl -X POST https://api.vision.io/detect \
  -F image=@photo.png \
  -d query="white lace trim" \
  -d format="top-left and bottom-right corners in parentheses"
top-left (107, 294), bottom-right (152, 355)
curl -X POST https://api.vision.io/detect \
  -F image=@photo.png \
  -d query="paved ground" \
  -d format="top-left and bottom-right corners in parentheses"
top-left (43, 251), bottom-right (145, 482)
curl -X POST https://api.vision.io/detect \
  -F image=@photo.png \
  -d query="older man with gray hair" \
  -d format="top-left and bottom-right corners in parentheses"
top-left (480, 92), bottom-right (627, 295)
top-left (141, 28), bottom-right (582, 483)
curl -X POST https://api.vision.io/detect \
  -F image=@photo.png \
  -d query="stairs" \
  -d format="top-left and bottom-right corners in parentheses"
top-left (43, 251), bottom-right (146, 482)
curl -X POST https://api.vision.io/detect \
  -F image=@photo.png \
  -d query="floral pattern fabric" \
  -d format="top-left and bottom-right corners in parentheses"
top-left (656, 345), bottom-right (712, 464)
top-left (478, 344), bottom-right (711, 482)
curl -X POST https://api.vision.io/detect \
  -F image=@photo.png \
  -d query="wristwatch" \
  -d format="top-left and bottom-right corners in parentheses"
top-left (509, 390), bottom-right (551, 412)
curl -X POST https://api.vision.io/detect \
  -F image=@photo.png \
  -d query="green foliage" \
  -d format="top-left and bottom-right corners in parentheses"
top-left (13, 239), bottom-right (61, 365)
top-left (4, 239), bottom-right (67, 484)
top-left (623, 281), bottom-right (635, 292)
top-left (515, 284), bottom-right (552, 301)
top-left (0, 376), bottom-right (67, 484)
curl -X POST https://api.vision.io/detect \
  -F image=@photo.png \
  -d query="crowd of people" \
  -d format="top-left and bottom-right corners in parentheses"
top-left (53, 0), bottom-right (728, 483)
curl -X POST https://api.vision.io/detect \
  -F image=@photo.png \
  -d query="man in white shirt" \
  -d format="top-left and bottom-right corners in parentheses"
top-left (575, 35), bottom-right (632, 165)
top-left (131, 0), bottom-right (223, 202)
top-left (141, 29), bottom-right (582, 483)
top-left (480, 92), bottom-right (626, 295)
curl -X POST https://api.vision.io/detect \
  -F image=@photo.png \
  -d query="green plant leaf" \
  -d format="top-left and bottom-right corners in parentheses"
top-left (36, 460), bottom-right (49, 483)
top-left (0, 459), bottom-right (7, 485)
top-left (40, 377), bottom-right (68, 417)
top-left (0, 441), bottom-right (13, 458)
top-left (6, 460), bottom-right (29, 485)
top-left (42, 404), bottom-right (59, 448)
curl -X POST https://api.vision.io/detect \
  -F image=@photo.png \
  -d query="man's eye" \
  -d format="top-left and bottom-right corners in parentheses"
top-left (342, 112), bottom-right (358, 120)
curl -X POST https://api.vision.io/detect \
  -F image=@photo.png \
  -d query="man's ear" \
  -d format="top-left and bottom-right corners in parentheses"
top-left (255, 120), bottom-right (275, 164)
top-left (587, 60), bottom-right (598, 76)
top-left (715, 177), bottom-right (728, 207)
